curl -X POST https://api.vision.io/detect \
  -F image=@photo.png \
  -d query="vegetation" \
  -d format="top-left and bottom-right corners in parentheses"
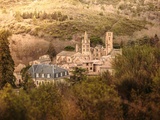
top-left (0, 29), bottom-right (15, 89)
top-left (64, 46), bottom-right (75, 51)
top-left (0, 0), bottom-right (159, 119)
top-left (0, 34), bottom-right (159, 119)
top-left (20, 11), bottom-right (68, 21)
top-left (113, 43), bottom-right (160, 119)
top-left (70, 67), bottom-right (87, 84)
top-left (0, 0), bottom-right (155, 40)
top-left (90, 36), bottom-right (104, 47)
top-left (47, 42), bottom-right (57, 61)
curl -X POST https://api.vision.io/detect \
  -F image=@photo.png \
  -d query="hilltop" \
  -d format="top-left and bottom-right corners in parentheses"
top-left (0, 0), bottom-right (159, 65)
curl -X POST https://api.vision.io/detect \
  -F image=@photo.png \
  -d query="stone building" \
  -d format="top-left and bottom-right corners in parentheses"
top-left (56, 32), bottom-right (122, 75)
top-left (28, 64), bottom-right (69, 87)
top-left (29, 54), bottom-right (51, 65)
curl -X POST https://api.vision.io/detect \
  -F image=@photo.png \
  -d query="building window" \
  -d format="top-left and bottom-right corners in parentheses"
top-left (65, 71), bottom-right (67, 75)
top-left (42, 74), bottom-right (45, 78)
top-left (47, 74), bottom-right (50, 78)
top-left (108, 33), bottom-right (111, 36)
top-left (108, 37), bottom-right (110, 41)
top-left (86, 63), bottom-right (89, 66)
top-left (90, 67), bottom-right (92, 70)
top-left (83, 49), bottom-right (85, 52)
top-left (56, 73), bottom-right (58, 78)
top-left (60, 72), bottom-right (63, 77)
top-left (36, 73), bottom-right (39, 78)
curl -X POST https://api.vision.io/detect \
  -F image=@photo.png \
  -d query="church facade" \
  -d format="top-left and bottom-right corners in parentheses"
top-left (56, 32), bottom-right (122, 75)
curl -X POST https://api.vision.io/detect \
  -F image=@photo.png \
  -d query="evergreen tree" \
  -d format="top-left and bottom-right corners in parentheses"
top-left (0, 29), bottom-right (15, 89)
top-left (47, 42), bottom-right (56, 61)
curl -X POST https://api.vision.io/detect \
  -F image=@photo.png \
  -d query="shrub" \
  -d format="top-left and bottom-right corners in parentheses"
top-left (64, 46), bottom-right (75, 51)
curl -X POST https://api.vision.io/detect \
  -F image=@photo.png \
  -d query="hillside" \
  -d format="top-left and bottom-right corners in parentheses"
top-left (0, 0), bottom-right (159, 65)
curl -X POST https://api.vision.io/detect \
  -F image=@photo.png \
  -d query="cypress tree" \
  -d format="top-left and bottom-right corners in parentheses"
top-left (0, 29), bottom-right (15, 89)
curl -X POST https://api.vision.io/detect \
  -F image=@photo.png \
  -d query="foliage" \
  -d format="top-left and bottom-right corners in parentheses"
top-left (0, 33), bottom-right (159, 119)
top-left (0, 83), bottom-right (64, 120)
top-left (113, 43), bottom-right (160, 119)
top-left (113, 45), bottom-right (159, 99)
top-left (15, 11), bottom-right (22, 22)
top-left (21, 11), bottom-right (68, 21)
top-left (20, 65), bottom-right (36, 91)
top-left (47, 42), bottom-right (56, 61)
top-left (0, 29), bottom-right (15, 89)
top-left (64, 46), bottom-right (75, 51)
top-left (90, 36), bottom-right (104, 47)
top-left (113, 42), bottom-right (121, 49)
top-left (28, 84), bottom-right (63, 120)
top-left (127, 35), bottom-right (159, 47)
top-left (72, 77), bottom-right (123, 120)
top-left (0, 84), bottom-right (30, 120)
top-left (70, 67), bottom-right (87, 84)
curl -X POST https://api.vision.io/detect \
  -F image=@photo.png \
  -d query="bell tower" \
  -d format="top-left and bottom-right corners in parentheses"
top-left (82, 31), bottom-right (91, 55)
top-left (105, 32), bottom-right (113, 55)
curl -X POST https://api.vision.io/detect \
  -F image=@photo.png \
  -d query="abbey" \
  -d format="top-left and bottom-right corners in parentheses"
top-left (56, 32), bottom-right (122, 75)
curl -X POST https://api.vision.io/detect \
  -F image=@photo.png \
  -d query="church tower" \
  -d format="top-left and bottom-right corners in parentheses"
top-left (82, 31), bottom-right (91, 55)
top-left (105, 32), bottom-right (113, 55)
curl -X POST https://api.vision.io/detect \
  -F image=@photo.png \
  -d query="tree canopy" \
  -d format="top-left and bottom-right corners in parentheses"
top-left (0, 29), bottom-right (15, 89)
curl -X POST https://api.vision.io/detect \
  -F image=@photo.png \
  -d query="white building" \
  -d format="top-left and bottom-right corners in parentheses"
top-left (56, 32), bottom-right (122, 75)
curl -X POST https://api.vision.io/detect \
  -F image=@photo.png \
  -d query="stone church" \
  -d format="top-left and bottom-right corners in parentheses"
top-left (56, 32), bottom-right (122, 75)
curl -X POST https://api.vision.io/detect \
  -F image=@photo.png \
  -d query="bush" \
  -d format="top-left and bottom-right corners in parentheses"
top-left (64, 46), bottom-right (75, 51)
top-left (90, 36), bottom-right (104, 47)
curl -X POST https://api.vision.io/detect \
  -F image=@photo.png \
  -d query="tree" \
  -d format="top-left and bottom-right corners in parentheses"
top-left (28, 84), bottom-right (64, 120)
top-left (20, 65), bottom-right (36, 92)
top-left (47, 42), bottom-right (56, 61)
top-left (113, 45), bottom-right (158, 99)
top-left (64, 46), bottom-right (75, 51)
top-left (113, 44), bottom-right (160, 119)
top-left (70, 67), bottom-right (87, 84)
top-left (0, 29), bottom-right (15, 89)
top-left (90, 36), bottom-right (104, 47)
top-left (0, 84), bottom-right (30, 120)
top-left (72, 78), bottom-right (123, 120)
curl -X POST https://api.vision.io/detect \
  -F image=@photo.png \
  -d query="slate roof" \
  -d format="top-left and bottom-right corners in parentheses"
top-left (28, 64), bottom-right (69, 80)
